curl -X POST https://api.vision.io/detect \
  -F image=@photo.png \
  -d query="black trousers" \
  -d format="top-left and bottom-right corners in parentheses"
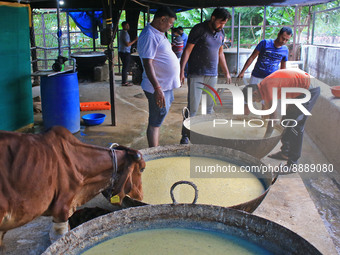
top-left (119, 52), bottom-right (131, 84)
top-left (280, 87), bottom-right (320, 165)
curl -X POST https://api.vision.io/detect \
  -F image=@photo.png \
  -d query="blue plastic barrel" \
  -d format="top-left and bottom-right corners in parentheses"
top-left (40, 72), bottom-right (80, 133)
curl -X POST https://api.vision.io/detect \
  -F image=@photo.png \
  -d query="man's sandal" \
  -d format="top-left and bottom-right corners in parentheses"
top-left (122, 82), bottom-right (133, 86)
top-left (268, 151), bottom-right (289, 160)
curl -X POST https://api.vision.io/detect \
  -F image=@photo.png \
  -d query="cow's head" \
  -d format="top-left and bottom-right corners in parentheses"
top-left (105, 146), bottom-right (145, 205)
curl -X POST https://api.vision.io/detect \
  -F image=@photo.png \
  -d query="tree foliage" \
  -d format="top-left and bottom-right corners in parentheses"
top-left (32, 1), bottom-right (339, 69)
top-left (312, 0), bottom-right (340, 41)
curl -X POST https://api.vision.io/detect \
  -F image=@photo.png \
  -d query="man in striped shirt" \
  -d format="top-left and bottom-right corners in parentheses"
top-left (172, 28), bottom-right (184, 58)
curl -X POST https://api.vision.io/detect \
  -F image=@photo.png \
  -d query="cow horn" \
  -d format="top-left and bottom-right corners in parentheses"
top-left (110, 143), bottom-right (119, 149)
top-left (134, 152), bottom-right (142, 161)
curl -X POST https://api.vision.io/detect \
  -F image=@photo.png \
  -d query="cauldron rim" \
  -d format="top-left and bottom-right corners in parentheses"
top-left (223, 47), bottom-right (253, 53)
top-left (42, 204), bottom-right (322, 255)
top-left (71, 51), bottom-right (106, 58)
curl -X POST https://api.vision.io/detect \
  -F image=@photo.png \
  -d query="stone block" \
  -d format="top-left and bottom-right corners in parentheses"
top-left (94, 64), bottom-right (109, 82)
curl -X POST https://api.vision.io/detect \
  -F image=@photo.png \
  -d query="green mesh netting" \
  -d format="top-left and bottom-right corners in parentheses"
top-left (0, 4), bottom-right (33, 131)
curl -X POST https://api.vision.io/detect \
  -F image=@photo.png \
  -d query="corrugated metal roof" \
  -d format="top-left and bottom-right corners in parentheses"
top-left (5, 0), bottom-right (334, 9)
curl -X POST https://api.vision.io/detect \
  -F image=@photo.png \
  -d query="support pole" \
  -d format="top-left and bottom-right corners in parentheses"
top-left (92, 11), bottom-right (96, 52)
top-left (105, 0), bottom-right (127, 126)
top-left (231, 7), bottom-right (235, 48)
top-left (30, 15), bottom-right (39, 85)
top-left (56, 0), bottom-right (62, 56)
top-left (307, 6), bottom-right (312, 45)
top-left (66, 12), bottom-right (71, 60)
top-left (42, 13), bottom-right (48, 69)
top-left (262, 6), bottom-right (267, 40)
top-left (236, 12), bottom-right (241, 76)
top-left (311, 11), bottom-right (316, 45)
top-left (107, 0), bottom-right (116, 126)
top-left (293, 5), bottom-right (298, 61)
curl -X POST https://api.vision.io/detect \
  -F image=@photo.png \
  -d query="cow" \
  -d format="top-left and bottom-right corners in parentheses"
top-left (0, 126), bottom-right (145, 245)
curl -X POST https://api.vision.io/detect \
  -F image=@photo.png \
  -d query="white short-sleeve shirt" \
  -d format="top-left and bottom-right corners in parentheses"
top-left (137, 24), bottom-right (180, 93)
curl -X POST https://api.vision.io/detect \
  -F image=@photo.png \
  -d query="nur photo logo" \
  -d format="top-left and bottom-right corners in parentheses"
top-left (200, 83), bottom-right (312, 116)
top-left (198, 82), bottom-right (223, 115)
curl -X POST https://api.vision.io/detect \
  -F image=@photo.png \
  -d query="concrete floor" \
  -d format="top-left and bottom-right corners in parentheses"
top-left (1, 76), bottom-right (339, 254)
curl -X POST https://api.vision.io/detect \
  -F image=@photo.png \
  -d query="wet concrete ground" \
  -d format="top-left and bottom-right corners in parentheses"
top-left (1, 76), bottom-right (339, 254)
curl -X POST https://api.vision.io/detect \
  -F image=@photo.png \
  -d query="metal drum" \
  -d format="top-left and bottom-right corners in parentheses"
top-left (42, 204), bottom-right (322, 255)
top-left (183, 114), bottom-right (284, 159)
top-left (223, 48), bottom-right (254, 75)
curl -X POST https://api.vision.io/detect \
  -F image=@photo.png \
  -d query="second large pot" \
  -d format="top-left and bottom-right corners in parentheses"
top-left (183, 114), bottom-right (284, 159)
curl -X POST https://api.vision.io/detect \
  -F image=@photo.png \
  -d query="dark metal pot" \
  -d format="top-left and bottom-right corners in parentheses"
top-left (42, 203), bottom-right (322, 255)
top-left (128, 144), bottom-right (277, 213)
top-left (183, 114), bottom-right (284, 159)
top-left (71, 51), bottom-right (107, 73)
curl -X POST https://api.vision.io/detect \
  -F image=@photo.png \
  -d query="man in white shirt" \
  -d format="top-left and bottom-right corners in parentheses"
top-left (137, 7), bottom-right (180, 147)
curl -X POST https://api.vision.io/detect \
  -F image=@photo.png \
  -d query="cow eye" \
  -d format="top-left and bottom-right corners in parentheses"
top-left (140, 168), bottom-right (145, 173)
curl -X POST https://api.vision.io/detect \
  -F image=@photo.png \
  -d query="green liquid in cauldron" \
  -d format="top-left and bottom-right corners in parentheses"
top-left (82, 228), bottom-right (272, 255)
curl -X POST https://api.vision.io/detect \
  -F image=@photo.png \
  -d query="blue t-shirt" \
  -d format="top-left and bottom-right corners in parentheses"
top-left (118, 30), bottom-right (131, 53)
top-left (181, 32), bottom-right (188, 48)
top-left (251, 39), bottom-right (289, 78)
top-left (187, 21), bottom-right (224, 76)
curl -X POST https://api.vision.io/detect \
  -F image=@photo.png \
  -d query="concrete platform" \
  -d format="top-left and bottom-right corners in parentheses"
top-left (1, 76), bottom-right (339, 254)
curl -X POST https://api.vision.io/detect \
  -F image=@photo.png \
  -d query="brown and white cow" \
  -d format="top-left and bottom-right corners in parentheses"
top-left (0, 126), bottom-right (145, 245)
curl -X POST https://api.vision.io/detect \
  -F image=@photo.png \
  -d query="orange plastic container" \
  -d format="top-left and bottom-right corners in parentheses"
top-left (80, 101), bottom-right (111, 111)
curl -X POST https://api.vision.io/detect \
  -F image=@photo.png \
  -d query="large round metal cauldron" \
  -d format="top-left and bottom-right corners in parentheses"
top-left (134, 144), bottom-right (276, 213)
top-left (71, 51), bottom-right (107, 73)
top-left (42, 204), bottom-right (322, 255)
top-left (183, 114), bottom-right (284, 159)
top-left (223, 48), bottom-right (254, 75)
